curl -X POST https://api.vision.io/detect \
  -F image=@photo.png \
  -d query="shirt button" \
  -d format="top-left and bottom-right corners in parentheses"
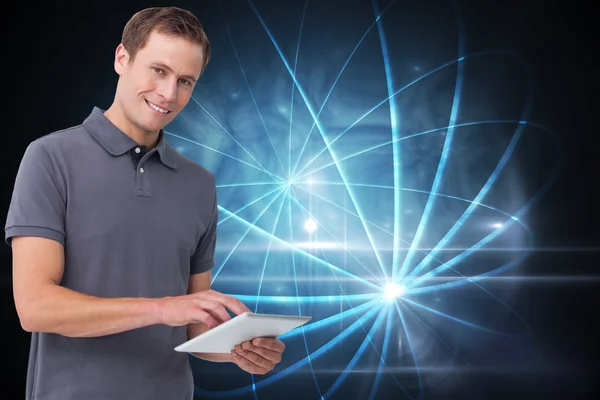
top-left (135, 147), bottom-right (141, 154)
top-left (140, 167), bottom-right (145, 174)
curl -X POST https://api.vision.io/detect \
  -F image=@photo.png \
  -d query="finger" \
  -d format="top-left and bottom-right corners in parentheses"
top-left (196, 299), bottom-right (231, 323)
top-left (221, 295), bottom-right (252, 315)
top-left (236, 343), bottom-right (250, 352)
top-left (252, 337), bottom-right (286, 353)
top-left (203, 290), bottom-right (252, 315)
top-left (231, 352), bottom-right (269, 375)
top-left (234, 347), bottom-right (274, 371)
top-left (189, 310), bottom-right (219, 328)
top-left (242, 344), bottom-right (282, 364)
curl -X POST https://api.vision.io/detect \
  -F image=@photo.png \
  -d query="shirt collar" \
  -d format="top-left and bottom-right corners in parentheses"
top-left (83, 106), bottom-right (177, 170)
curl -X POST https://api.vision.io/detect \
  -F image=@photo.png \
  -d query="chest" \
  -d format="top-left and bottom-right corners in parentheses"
top-left (63, 155), bottom-right (207, 258)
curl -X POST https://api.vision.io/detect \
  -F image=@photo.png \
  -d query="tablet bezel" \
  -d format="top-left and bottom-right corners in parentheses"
top-left (174, 312), bottom-right (311, 353)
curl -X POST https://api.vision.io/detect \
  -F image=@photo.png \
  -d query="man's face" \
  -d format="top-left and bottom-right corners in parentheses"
top-left (114, 30), bottom-right (205, 133)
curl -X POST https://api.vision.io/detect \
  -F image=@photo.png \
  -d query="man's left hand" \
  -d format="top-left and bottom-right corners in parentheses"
top-left (231, 337), bottom-right (285, 375)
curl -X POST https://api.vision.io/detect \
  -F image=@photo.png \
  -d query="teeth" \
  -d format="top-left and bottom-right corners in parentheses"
top-left (147, 101), bottom-right (169, 114)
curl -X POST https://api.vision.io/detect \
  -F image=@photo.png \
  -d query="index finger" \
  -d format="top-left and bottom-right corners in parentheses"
top-left (207, 290), bottom-right (252, 315)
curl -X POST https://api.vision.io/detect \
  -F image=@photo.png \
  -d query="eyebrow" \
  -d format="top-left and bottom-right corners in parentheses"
top-left (152, 62), bottom-right (198, 83)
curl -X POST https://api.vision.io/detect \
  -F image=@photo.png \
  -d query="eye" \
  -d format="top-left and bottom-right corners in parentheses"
top-left (153, 67), bottom-right (164, 74)
top-left (178, 78), bottom-right (191, 86)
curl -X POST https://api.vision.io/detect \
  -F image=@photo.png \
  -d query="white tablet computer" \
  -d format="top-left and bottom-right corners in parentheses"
top-left (174, 312), bottom-right (312, 353)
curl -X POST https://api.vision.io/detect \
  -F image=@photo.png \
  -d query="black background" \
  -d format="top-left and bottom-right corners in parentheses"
top-left (1, 0), bottom-right (598, 398)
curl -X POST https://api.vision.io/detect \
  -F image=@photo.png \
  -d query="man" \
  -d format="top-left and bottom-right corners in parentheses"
top-left (5, 6), bottom-right (285, 400)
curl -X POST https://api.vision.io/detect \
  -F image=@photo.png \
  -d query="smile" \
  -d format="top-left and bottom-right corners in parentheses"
top-left (145, 99), bottom-right (171, 115)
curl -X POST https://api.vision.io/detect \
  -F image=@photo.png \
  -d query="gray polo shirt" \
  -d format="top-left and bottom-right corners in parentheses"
top-left (5, 107), bottom-right (218, 400)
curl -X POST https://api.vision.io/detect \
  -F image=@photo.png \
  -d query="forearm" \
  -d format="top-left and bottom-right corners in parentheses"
top-left (20, 283), bottom-right (163, 338)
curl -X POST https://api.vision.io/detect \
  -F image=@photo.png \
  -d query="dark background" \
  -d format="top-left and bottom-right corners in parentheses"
top-left (2, 0), bottom-right (598, 399)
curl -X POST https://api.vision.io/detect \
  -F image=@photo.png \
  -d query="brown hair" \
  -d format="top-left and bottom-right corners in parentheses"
top-left (122, 7), bottom-right (211, 73)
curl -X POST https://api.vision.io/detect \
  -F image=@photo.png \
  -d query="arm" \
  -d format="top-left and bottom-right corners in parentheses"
top-left (8, 142), bottom-right (247, 339)
top-left (11, 236), bottom-right (248, 338)
top-left (186, 270), bottom-right (234, 363)
top-left (12, 236), bottom-right (164, 338)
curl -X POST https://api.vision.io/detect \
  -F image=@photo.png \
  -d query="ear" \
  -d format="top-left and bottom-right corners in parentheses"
top-left (114, 44), bottom-right (130, 76)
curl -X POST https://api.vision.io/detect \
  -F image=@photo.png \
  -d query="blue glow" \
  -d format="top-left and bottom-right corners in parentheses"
top-left (169, 1), bottom-right (561, 398)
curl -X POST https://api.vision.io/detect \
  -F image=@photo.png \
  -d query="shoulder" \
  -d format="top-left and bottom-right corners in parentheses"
top-left (20, 124), bottom-right (88, 166)
top-left (26, 124), bottom-right (88, 157)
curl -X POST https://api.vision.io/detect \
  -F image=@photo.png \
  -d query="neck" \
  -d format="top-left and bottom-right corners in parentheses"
top-left (104, 101), bottom-right (160, 150)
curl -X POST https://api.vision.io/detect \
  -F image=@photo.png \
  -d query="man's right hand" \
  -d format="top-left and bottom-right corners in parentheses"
top-left (159, 289), bottom-right (252, 329)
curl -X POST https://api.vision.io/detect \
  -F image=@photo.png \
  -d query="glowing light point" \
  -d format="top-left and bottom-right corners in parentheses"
top-left (493, 223), bottom-right (503, 229)
top-left (304, 218), bottom-right (317, 233)
top-left (383, 283), bottom-right (406, 302)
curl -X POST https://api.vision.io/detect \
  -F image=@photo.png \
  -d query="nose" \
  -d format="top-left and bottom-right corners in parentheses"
top-left (157, 79), bottom-right (178, 103)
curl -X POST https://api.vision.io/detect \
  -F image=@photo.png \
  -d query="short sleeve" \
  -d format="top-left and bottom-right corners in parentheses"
top-left (5, 140), bottom-right (67, 247)
top-left (190, 192), bottom-right (218, 274)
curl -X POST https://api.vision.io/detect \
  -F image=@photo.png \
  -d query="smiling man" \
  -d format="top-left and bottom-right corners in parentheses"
top-left (5, 7), bottom-right (285, 400)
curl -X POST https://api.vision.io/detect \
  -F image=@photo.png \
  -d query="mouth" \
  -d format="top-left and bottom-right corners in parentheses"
top-left (145, 99), bottom-right (171, 115)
